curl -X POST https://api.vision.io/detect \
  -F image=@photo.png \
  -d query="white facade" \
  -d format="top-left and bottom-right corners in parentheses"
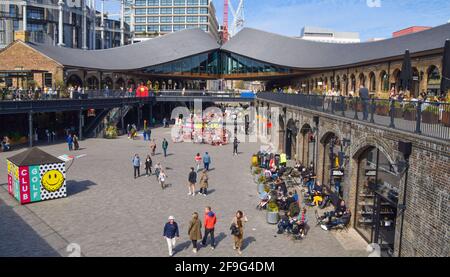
top-left (300, 26), bottom-right (360, 44)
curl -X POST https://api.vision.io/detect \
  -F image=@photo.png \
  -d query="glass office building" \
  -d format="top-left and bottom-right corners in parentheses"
top-left (125, 0), bottom-right (219, 42)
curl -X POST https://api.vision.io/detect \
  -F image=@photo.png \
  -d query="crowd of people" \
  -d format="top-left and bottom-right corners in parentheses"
top-left (163, 207), bottom-right (248, 256)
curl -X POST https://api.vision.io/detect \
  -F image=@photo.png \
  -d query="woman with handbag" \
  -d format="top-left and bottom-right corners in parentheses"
top-left (188, 212), bottom-right (202, 253)
top-left (230, 210), bottom-right (248, 255)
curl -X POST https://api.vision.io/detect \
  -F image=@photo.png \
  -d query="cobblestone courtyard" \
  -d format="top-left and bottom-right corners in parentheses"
top-left (0, 127), bottom-right (367, 257)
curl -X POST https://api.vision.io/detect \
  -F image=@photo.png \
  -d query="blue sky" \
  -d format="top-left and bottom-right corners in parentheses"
top-left (99, 0), bottom-right (450, 41)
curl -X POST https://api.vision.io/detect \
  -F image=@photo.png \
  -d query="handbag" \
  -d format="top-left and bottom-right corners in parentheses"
top-left (230, 223), bottom-right (240, 236)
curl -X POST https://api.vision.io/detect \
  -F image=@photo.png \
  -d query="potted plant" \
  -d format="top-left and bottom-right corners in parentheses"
top-left (422, 105), bottom-right (439, 124)
top-left (105, 125), bottom-right (118, 139)
top-left (393, 101), bottom-right (403, 118)
top-left (376, 100), bottom-right (390, 116)
top-left (266, 201), bottom-right (280, 224)
top-left (403, 103), bottom-right (416, 121)
top-left (441, 100), bottom-right (450, 127)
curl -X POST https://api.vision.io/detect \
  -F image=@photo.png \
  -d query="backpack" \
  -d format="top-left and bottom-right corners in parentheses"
top-left (230, 223), bottom-right (240, 236)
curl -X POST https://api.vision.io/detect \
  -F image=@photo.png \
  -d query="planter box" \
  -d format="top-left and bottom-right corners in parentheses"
top-left (440, 111), bottom-right (450, 127)
top-left (422, 111), bottom-right (439, 124)
top-left (393, 108), bottom-right (403, 118)
top-left (403, 111), bottom-right (416, 121)
top-left (266, 211), bottom-right (279, 224)
top-left (376, 105), bottom-right (389, 116)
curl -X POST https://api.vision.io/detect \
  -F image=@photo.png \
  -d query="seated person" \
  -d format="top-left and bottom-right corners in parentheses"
top-left (295, 207), bottom-right (308, 237)
top-left (313, 181), bottom-right (323, 194)
top-left (277, 212), bottom-right (293, 234)
top-left (285, 191), bottom-right (296, 208)
top-left (312, 191), bottom-right (323, 206)
top-left (263, 168), bottom-right (272, 179)
top-left (321, 210), bottom-right (351, 231)
top-left (274, 178), bottom-right (288, 195)
top-left (335, 200), bottom-right (347, 217)
top-left (2, 136), bottom-right (11, 151)
top-left (278, 166), bottom-right (286, 177)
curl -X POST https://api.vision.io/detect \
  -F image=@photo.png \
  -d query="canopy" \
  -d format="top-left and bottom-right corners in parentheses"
top-left (7, 147), bottom-right (63, 166)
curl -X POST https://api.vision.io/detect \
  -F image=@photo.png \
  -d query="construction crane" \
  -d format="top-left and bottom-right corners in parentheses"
top-left (222, 0), bottom-right (245, 42)
top-left (229, 0), bottom-right (245, 37)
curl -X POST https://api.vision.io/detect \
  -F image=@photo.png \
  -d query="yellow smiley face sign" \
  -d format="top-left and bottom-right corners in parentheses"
top-left (41, 170), bottom-right (65, 192)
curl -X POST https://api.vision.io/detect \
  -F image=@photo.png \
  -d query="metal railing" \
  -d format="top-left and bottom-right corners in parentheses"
top-left (257, 92), bottom-right (450, 141)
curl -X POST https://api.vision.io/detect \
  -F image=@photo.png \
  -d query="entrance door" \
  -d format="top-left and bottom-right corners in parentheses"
top-left (286, 130), bottom-right (292, 159)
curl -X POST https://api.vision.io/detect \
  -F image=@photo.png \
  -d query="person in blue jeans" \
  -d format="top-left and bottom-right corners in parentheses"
top-left (67, 135), bottom-right (73, 151)
top-left (203, 152), bottom-right (211, 171)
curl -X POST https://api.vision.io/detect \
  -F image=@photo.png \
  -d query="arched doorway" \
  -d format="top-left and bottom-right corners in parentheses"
top-left (320, 132), bottom-right (340, 190)
top-left (86, 76), bottom-right (99, 90)
top-left (336, 76), bottom-right (341, 93)
top-left (380, 71), bottom-right (389, 93)
top-left (411, 67), bottom-right (420, 98)
top-left (115, 78), bottom-right (125, 90)
top-left (300, 124), bottom-right (315, 168)
top-left (66, 74), bottom-right (83, 88)
top-left (350, 74), bottom-right (356, 93)
top-left (286, 119), bottom-right (298, 160)
top-left (278, 115), bottom-right (285, 153)
top-left (369, 72), bottom-right (376, 92)
top-left (354, 146), bottom-right (400, 256)
top-left (392, 69), bottom-right (402, 92)
top-left (427, 65), bottom-right (441, 96)
top-left (359, 73), bottom-right (366, 88)
top-left (102, 77), bottom-right (113, 89)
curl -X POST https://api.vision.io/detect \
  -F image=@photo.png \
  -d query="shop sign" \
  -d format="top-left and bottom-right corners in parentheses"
top-left (365, 170), bottom-right (377, 176)
top-left (332, 170), bottom-right (344, 176)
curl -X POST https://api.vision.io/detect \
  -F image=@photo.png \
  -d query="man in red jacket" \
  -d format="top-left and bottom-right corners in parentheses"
top-left (201, 206), bottom-right (217, 249)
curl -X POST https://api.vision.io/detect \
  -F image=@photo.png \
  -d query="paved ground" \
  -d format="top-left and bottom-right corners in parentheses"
top-left (0, 127), bottom-right (367, 257)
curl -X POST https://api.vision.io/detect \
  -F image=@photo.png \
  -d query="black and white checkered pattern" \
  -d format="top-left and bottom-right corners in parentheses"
top-left (39, 163), bottom-right (67, 200)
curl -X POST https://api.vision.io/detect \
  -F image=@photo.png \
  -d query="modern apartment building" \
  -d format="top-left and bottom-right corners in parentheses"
top-left (0, 0), bottom-right (130, 50)
top-left (125, 0), bottom-right (220, 43)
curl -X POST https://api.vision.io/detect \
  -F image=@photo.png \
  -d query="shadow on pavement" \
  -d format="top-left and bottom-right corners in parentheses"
top-left (0, 200), bottom-right (61, 257)
top-left (241, 236), bottom-right (256, 251)
top-left (66, 180), bottom-right (97, 197)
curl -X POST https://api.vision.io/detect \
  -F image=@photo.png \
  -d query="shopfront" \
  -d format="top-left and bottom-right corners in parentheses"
top-left (321, 133), bottom-right (346, 195)
top-left (354, 147), bottom-right (400, 256)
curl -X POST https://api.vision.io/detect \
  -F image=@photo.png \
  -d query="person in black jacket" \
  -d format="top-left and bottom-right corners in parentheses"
top-left (163, 216), bottom-right (179, 257)
top-left (359, 85), bottom-right (370, 120)
top-left (187, 167), bottom-right (197, 196)
top-left (145, 155), bottom-right (152, 177)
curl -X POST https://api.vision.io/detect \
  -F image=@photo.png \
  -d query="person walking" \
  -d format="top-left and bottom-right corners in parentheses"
top-left (231, 210), bottom-right (248, 255)
top-left (155, 162), bottom-right (162, 182)
top-left (187, 167), bottom-right (197, 196)
top-left (201, 206), bottom-right (217, 249)
top-left (359, 84), bottom-right (370, 120)
top-left (163, 117), bottom-right (168, 128)
top-left (145, 155), bottom-right (153, 177)
top-left (132, 154), bottom-right (141, 179)
top-left (127, 124), bottom-right (131, 138)
top-left (199, 170), bottom-right (209, 196)
top-left (159, 169), bottom-right (167, 189)
top-left (194, 153), bottom-right (202, 172)
top-left (67, 134), bottom-right (73, 151)
top-left (150, 139), bottom-right (157, 156)
top-left (73, 134), bottom-right (80, 151)
top-left (233, 137), bottom-right (240, 156)
top-left (163, 216), bottom-right (179, 257)
top-left (203, 152), bottom-right (211, 171)
top-left (162, 138), bottom-right (169, 157)
top-left (188, 212), bottom-right (202, 253)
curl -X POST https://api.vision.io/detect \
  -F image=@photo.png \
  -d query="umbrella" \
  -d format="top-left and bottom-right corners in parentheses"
top-left (400, 49), bottom-right (413, 91)
top-left (440, 39), bottom-right (450, 96)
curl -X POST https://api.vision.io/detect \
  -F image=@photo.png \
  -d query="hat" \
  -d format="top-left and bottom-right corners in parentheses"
top-left (168, 216), bottom-right (175, 220)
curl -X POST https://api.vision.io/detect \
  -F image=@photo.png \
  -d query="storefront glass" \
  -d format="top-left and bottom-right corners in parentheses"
top-left (355, 147), bottom-right (400, 256)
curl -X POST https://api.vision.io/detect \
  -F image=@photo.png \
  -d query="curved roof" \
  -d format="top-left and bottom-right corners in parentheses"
top-left (26, 28), bottom-right (220, 71)
top-left (221, 24), bottom-right (450, 70)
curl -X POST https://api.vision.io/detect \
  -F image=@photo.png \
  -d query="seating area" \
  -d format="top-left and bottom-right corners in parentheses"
top-left (251, 150), bottom-right (352, 241)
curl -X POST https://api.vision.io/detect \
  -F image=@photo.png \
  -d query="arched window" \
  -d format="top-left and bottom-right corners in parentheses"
top-left (427, 65), bottom-right (441, 95)
top-left (369, 72), bottom-right (376, 92)
top-left (380, 71), bottom-right (389, 92)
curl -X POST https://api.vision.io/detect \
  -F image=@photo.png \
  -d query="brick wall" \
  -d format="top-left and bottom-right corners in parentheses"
top-left (258, 99), bottom-right (450, 257)
top-left (0, 41), bottom-right (63, 88)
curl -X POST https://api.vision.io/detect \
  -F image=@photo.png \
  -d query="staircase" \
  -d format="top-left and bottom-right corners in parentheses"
top-left (83, 105), bottom-right (133, 138)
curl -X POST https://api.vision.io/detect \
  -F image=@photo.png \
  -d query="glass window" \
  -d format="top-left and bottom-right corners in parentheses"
top-left (199, 0), bottom-right (209, 5)
top-left (200, 25), bottom-right (208, 32)
top-left (148, 8), bottom-right (159, 14)
top-left (186, 16), bottom-right (198, 23)
top-left (199, 7), bottom-right (208, 14)
top-left (160, 16), bottom-right (172, 23)
top-left (148, 0), bottom-right (159, 6)
top-left (199, 16), bottom-right (208, 22)
top-left (160, 25), bottom-right (172, 32)
top-left (160, 8), bottom-right (172, 14)
top-left (135, 17), bottom-right (146, 23)
top-left (173, 16), bottom-right (185, 23)
top-left (44, 73), bottom-right (52, 88)
top-left (187, 7), bottom-right (198, 14)
top-left (173, 25), bottom-right (186, 31)
top-left (27, 8), bottom-right (44, 20)
top-left (174, 0), bottom-right (185, 5)
top-left (148, 25), bottom-right (159, 32)
top-left (135, 8), bottom-right (147, 15)
top-left (135, 0), bottom-right (147, 6)
top-left (147, 16), bottom-right (159, 23)
top-left (187, 0), bottom-right (198, 6)
top-left (160, 0), bottom-right (173, 6)
top-left (173, 7), bottom-right (185, 14)
top-left (135, 25), bottom-right (147, 32)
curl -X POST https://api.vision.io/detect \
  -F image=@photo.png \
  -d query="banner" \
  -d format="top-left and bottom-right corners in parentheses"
top-left (29, 165), bottom-right (41, 202)
top-left (19, 166), bottom-right (31, 204)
